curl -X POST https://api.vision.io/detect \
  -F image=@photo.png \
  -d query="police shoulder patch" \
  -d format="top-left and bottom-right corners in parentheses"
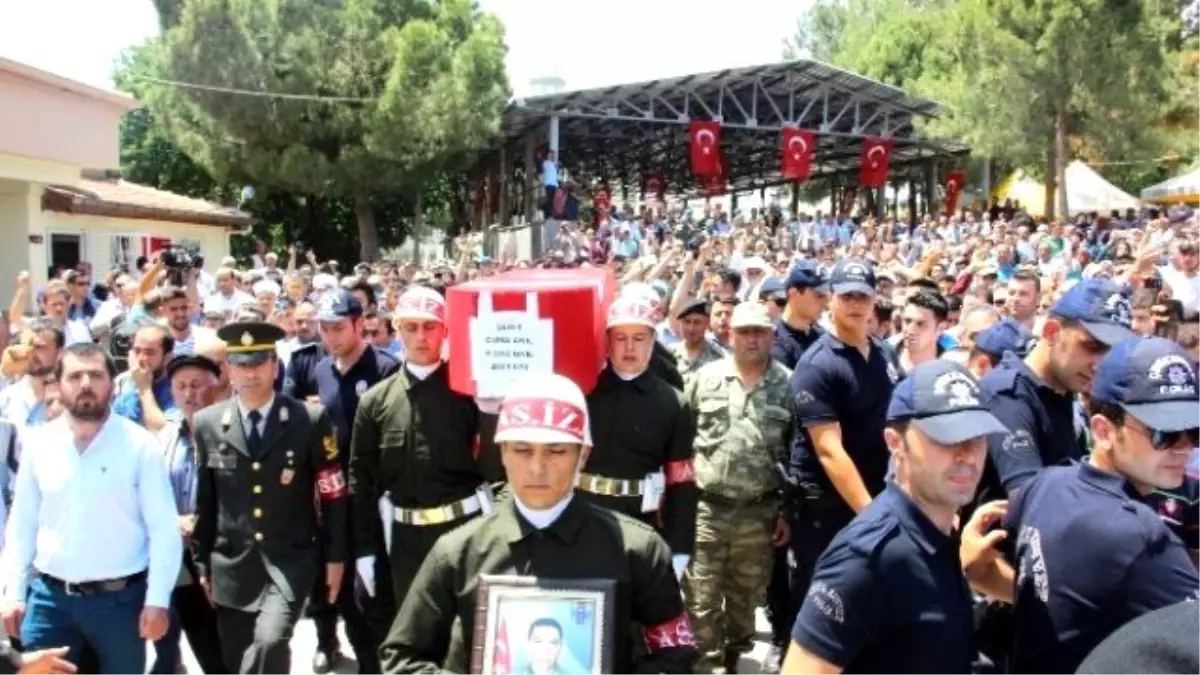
top-left (1001, 429), bottom-right (1035, 455)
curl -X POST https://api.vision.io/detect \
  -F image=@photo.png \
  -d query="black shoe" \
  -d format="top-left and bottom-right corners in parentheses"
top-left (312, 648), bottom-right (340, 674)
top-left (761, 645), bottom-right (783, 674)
top-left (722, 649), bottom-right (741, 674)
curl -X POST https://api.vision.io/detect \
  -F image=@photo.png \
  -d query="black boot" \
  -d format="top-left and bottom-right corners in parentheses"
top-left (722, 649), bottom-right (741, 674)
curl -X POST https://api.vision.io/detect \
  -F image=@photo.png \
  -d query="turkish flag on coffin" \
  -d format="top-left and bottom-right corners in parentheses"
top-left (446, 268), bottom-right (616, 397)
top-left (689, 121), bottom-right (722, 177)
top-left (781, 127), bottom-right (816, 181)
top-left (858, 137), bottom-right (893, 188)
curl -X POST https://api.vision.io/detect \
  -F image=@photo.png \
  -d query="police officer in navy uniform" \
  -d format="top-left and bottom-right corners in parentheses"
top-left (307, 290), bottom-right (400, 673)
top-left (770, 260), bottom-right (827, 371)
top-left (963, 318), bottom-right (1036, 379)
top-left (192, 321), bottom-right (349, 674)
top-left (962, 337), bottom-right (1200, 674)
top-left (283, 340), bottom-right (327, 400)
top-left (782, 360), bottom-right (1008, 673)
top-left (786, 259), bottom-right (901, 617)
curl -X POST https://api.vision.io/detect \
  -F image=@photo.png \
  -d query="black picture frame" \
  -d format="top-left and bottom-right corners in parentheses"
top-left (471, 575), bottom-right (617, 675)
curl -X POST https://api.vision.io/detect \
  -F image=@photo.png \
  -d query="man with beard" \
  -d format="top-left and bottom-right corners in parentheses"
top-left (113, 323), bottom-right (175, 431)
top-left (0, 319), bottom-right (63, 428)
top-left (349, 286), bottom-right (500, 610)
top-left (684, 303), bottom-right (793, 674)
top-left (150, 355), bottom-right (226, 674)
top-left (962, 338), bottom-right (1200, 674)
top-left (191, 321), bottom-right (346, 674)
top-left (307, 290), bottom-right (398, 674)
top-left (782, 360), bottom-right (1007, 673)
top-left (0, 343), bottom-right (180, 673)
top-left (580, 294), bottom-right (697, 579)
top-left (157, 285), bottom-right (215, 357)
top-left (282, 301), bottom-right (327, 401)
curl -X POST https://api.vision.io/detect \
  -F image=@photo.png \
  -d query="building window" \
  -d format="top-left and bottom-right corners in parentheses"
top-left (110, 235), bottom-right (137, 273)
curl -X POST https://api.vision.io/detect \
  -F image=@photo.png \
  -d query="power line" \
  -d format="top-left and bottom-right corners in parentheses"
top-left (133, 75), bottom-right (378, 103)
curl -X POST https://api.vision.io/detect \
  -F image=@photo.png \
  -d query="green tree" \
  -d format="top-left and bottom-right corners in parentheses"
top-left (136, 0), bottom-right (509, 261)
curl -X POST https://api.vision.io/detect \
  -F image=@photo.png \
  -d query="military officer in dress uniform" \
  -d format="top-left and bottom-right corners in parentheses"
top-left (685, 302), bottom-right (794, 674)
top-left (580, 293), bottom-right (697, 579)
top-left (783, 360), bottom-right (1008, 674)
top-left (192, 321), bottom-right (348, 674)
top-left (349, 286), bottom-right (500, 610)
top-left (379, 373), bottom-right (699, 674)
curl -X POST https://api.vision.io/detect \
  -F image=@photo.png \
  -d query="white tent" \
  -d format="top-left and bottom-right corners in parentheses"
top-left (1141, 168), bottom-right (1200, 205)
top-left (1062, 160), bottom-right (1140, 213)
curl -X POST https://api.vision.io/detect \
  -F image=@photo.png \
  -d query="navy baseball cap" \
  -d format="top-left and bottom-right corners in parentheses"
top-left (315, 289), bottom-right (363, 323)
top-left (974, 319), bottom-right (1037, 359)
top-left (828, 258), bottom-right (876, 296)
top-left (785, 260), bottom-right (828, 292)
top-left (1049, 279), bottom-right (1137, 346)
top-left (887, 360), bottom-right (1009, 445)
top-left (1091, 337), bottom-right (1199, 432)
top-left (758, 277), bottom-right (786, 301)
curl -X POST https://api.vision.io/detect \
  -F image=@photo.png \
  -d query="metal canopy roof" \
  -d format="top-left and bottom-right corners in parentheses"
top-left (497, 59), bottom-right (969, 198)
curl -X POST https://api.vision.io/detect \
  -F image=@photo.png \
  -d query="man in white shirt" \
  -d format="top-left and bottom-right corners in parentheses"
top-left (1160, 239), bottom-right (1200, 319)
top-left (0, 343), bottom-right (181, 673)
top-left (201, 268), bottom-right (254, 322)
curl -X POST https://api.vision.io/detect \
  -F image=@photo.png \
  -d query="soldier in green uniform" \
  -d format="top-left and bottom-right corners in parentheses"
top-left (684, 302), bottom-right (794, 674)
top-left (671, 298), bottom-right (727, 385)
top-left (581, 293), bottom-right (698, 580)
top-left (349, 285), bottom-right (500, 609)
top-left (379, 373), bottom-right (699, 674)
top-left (192, 321), bottom-right (348, 674)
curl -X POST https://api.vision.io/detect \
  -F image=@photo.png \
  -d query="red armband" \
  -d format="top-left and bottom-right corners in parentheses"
top-left (316, 466), bottom-right (348, 501)
top-left (643, 612), bottom-right (696, 650)
top-left (664, 459), bottom-right (695, 485)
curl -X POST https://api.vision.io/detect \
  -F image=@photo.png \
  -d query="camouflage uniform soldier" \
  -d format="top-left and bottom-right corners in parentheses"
top-left (671, 299), bottom-right (727, 386)
top-left (683, 302), bottom-right (794, 674)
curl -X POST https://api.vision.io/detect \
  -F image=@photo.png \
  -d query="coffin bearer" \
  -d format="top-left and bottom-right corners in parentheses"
top-left (580, 293), bottom-right (697, 578)
top-left (306, 289), bottom-right (399, 674)
top-left (380, 373), bottom-right (699, 674)
top-left (349, 286), bottom-right (500, 609)
top-left (684, 302), bottom-right (793, 674)
top-left (191, 321), bottom-right (348, 674)
top-left (0, 343), bottom-right (181, 673)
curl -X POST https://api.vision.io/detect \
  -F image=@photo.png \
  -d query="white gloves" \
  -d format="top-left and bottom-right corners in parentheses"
top-left (672, 554), bottom-right (690, 581)
top-left (474, 396), bottom-right (503, 414)
top-left (356, 556), bottom-right (376, 597)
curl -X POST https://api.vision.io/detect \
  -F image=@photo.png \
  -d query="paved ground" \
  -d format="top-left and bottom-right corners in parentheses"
top-left (172, 609), bottom-right (778, 673)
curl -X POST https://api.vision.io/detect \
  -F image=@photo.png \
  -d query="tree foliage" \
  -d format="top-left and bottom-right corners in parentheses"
top-left (134, 0), bottom-right (509, 260)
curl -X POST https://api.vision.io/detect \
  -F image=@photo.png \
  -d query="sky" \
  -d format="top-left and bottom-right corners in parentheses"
top-left (0, 0), bottom-right (812, 95)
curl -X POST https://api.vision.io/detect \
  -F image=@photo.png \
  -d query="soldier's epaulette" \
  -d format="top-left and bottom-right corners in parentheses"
top-left (846, 517), bottom-right (901, 557)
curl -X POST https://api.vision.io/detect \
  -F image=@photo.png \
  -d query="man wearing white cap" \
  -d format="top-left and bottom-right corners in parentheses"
top-left (348, 286), bottom-right (501, 609)
top-left (380, 373), bottom-right (699, 674)
top-left (579, 294), bottom-right (697, 580)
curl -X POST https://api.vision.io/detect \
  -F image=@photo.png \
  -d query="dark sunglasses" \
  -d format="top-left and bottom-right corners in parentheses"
top-left (1151, 427), bottom-right (1199, 450)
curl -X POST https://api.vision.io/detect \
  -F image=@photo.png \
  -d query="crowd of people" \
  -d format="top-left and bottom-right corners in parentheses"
top-left (0, 194), bottom-right (1193, 675)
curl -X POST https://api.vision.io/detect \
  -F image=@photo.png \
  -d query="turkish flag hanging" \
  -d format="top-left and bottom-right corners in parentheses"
top-left (643, 172), bottom-right (666, 201)
top-left (858, 137), bottom-right (893, 188)
top-left (781, 127), bottom-right (816, 181)
top-left (943, 170), bottom-right (966, 214)
top-left (689, 121), bottom-right (722, 177)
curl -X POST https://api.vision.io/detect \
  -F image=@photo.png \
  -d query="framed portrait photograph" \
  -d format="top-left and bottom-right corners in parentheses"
top-left (471, 575), bottom-right (616, 675)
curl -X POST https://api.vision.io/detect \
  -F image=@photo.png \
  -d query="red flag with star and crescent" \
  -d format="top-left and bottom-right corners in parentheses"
top-left (492, 617), bottom-right (512, 674)
top-left (858, 137), bottom-right (893, 188)
top-left (781, 127), bottom-right (816, 181)
top-left (943, 170), bottom-right (966, 214)
top-left (689, 121), bottom-right (722, 177)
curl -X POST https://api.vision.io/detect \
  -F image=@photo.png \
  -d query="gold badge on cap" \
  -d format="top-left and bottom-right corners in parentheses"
top-left (241, 331), bottom-right (254, 347)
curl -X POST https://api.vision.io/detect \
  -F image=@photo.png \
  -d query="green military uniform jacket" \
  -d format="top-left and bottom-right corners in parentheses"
top-left (671, 340), bottom-right (727, 385)
top-left (192, 395), bottom-right (346, 611)
top-left (686, 358), bottom-right (794, 502)
top-left (348, 364), bottom-right (500, 560)
top-left (584, 366), bottom-right (698, 555)
top-left (379, 495), bottom-right (699, 674)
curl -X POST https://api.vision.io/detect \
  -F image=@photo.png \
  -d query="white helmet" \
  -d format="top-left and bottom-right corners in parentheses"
top-left (393, 286), bottom-right (446, 323)
top-left (606, 295), bottom-right (659, 330)
top-left (495, 373), bottom-right (592, 446)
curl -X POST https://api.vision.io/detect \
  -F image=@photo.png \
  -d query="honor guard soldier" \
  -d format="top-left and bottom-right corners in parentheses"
top-left (349, 286), bottom-right (500, 609)
top-left (786, 259), bottom-right (901, 611)
top-left (192, 321), bottom-right (348, 674)
top-left (670, 299), bottom-right (726, 385)
top-left (684, 303), bottom-right (794, 674)
top-left (964, 337), bottom-right (1200, 674)
top-left (379, 374), bottom-right (699, 674)
top-left (581, 293), bottom-right (698, 579)
top-left (307, 289), bottom-right (399, 673)
top-left (624, 282), bottom-right (687, 390)
top-left (783, 360), bottom-right (1008, 674)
